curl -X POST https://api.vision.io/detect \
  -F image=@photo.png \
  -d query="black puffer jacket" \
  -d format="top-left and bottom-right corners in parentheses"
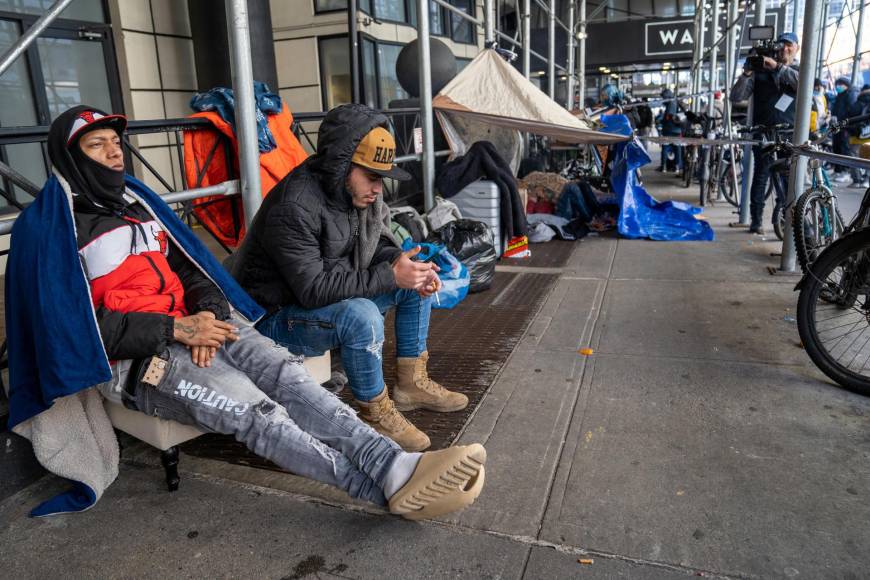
top-left (231, 104), bottom-right (402, 313)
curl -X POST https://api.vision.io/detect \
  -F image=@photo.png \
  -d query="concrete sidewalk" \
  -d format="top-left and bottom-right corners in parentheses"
top-left (2, 170), bottom-right (869, 579)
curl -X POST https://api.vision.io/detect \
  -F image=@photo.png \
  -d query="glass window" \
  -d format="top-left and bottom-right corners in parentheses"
top-left (409, 1), bottom-right (446, 35)
top-left (362, 37), bottom-right (378, 109)
top-left (607, 0), bottom-right (628, 22)
top-left (377, 43), bottom-right (408, 108)
top-left (37, 36), bottom-right (112, 120)
top-left (0, 0), bottom-right (104, 22)
top-left (450, 0), bottom-right (474, 44)
top-left (631, 0), bottom-right (653, 18)
top-left (678, 0), bottom-right (695, 16)
top-left (359, 0), bottom-right (372, 13)
top-left (316, 0), bottom-right (347, 11)
top-left (456, 57), bottom-right (472, 72)
top-left (655, 0), bottom-right (678, 17)
top-left (319, 36), bottom-right (351, 110)
top-left (451, 0), bottom-right (475, 43)
top-left (0, 19), bottom-right (44, 206)
top-left (374, 0), bottom-right (406, 22)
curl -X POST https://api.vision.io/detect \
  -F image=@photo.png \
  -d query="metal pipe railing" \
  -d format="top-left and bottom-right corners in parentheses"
top-left (432, 0), bottom-right (482, 26)
top-left (0, 0), bottom-right (74, 77)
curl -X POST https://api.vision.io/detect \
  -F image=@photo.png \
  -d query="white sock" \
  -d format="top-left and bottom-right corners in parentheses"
top-left (382, 452), bottom-right (422, 499)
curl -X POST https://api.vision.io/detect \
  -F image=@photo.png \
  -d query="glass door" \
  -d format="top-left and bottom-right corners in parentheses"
top-left (0, 5), bottom-right (121, 212)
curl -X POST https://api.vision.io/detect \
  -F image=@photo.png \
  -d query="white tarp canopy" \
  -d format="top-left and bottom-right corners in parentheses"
top-left (433, 49), bottom-right (628, 149)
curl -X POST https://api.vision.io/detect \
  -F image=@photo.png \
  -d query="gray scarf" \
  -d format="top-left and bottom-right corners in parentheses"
top-left (355, 196), bottom-right (400, 269)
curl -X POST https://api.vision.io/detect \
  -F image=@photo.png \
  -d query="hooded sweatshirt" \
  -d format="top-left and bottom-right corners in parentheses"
top-left (47, 106), bottom-right (230, 360)
top-left (230, 103), bottom-right (402, 313)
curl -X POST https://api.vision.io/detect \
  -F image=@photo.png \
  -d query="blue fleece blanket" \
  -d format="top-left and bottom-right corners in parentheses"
top-left (190, 81), bottom-right (282, 152)
top-left (601, 114), bottom-right (714, 242)
top-left (5, 174), bottom-right (264, 515)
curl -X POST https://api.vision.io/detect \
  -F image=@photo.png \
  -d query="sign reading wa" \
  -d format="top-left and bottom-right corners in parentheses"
top-left (645, 19), bottom-right (695, 56)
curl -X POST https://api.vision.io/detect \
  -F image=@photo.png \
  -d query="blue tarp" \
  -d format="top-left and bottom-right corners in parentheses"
top-left (600, 114), bottom-right (714, 241)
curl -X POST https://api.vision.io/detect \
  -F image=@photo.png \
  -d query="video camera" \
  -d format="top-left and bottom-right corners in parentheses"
top-left (745, 26), bottom-right (783, 73)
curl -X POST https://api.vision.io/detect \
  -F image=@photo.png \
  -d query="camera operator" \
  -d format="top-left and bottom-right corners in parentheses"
top-left (730, 32), bottom-right (800, 234)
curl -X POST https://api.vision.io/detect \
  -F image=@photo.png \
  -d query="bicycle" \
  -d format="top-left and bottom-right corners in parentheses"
top-left (795, 141), bottom-right (870, 397)
top-left (791, 113), bottom-right (870, 272)
top-left (740, 122), bottom-right (794, 240)
top-left (702, 126), bottom-right (743, 207)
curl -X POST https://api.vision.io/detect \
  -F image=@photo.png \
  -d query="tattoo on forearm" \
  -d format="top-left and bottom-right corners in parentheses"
top-left (174, 319), bottom-right (197, 339)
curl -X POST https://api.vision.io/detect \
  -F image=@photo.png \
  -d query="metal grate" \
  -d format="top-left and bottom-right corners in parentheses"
top-left (181, 270), bottom-right (559, 469)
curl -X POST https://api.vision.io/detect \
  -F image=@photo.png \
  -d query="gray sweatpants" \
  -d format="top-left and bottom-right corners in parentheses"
top-left (130, 318), bottom-right (401, 505)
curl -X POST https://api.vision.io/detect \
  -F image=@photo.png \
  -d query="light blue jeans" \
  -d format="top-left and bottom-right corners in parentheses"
top-left (131, 318), bottom-right (402, 506)
top-left (255, 289), bottom-right (433, 402)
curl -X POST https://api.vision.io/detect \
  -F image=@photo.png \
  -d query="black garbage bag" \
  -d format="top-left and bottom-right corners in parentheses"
top-left (428, 219), bottom-right (497, 293)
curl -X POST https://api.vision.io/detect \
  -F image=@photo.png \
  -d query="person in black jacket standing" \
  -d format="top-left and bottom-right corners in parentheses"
top-left (731, 32), bottom-right (800, 234)
top-left (231, 104), bottom-right (468, 452)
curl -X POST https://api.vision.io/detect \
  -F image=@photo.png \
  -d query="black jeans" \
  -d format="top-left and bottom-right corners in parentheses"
top-left (750, 145), bottom-right (772, 228)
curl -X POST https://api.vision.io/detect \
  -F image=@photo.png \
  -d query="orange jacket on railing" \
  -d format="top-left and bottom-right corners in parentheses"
top-left (182, 102), bottom-right (309, 247)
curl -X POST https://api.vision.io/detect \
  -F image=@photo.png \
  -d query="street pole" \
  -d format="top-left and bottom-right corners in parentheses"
top-left (548, 0), bottom-right (556, 99)
top-left (416, 0), bottom-right (435, 211)
top-left (226, 0), bottom-right (262, 227)
top-left (738, 0), bottom-right (767, 226)
top-left (708, 0), bottom-right (721, 116)
top-left (852, 0), bottom-right (867, 87)
top-left (567, 1), bottom-right (575, 109)
top-left (523, 0), bottom-right (531, 80)
top-left (781, 0), bottom-right (824, 272)
top-left (484, 0), bottom-right (495, 45)
top-left (579, 0), bottom-right (586, 105)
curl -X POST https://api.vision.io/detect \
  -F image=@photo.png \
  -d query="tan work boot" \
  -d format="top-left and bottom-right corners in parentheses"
top-left (356, 387), bottom-right (431, 452)
top-left (394, 351), bottom-right (469, 412)
top-left (389, 443), bottom-right (487, 520)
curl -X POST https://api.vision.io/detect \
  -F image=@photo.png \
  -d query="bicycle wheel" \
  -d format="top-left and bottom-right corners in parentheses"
top-left (719, 157), bottom-right (741, 207)
top-left (772, 201), bottom-right (785, 241)
top-left (797, 228), bottom-right (870, 396)
top-left (793, 188), bottom-right (845, 273)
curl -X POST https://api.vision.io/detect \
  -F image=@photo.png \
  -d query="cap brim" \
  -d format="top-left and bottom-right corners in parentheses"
top-left (67, 114), bottom-right (128, 145)
top-left (368, 164), bottom-right (413, 182)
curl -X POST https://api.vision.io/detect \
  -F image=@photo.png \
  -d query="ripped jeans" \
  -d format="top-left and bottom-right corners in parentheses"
top-left (255, 289), bottom-right (432, 402)
top-left (131, 318), bottom-right (402, 506)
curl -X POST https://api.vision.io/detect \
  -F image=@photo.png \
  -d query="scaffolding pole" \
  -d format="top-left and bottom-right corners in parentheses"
top-left (416, 0), bottom-right (436, 211)
top-left (523, 0), bottom-right (531, 79)
top-left (691, 0), bottom-right (706, 112)
top-left (349, 0), bottom-right (360, 103)
top-left (579, 0), bottom-right (586, 104)
top-left (816, 2), bottom-right (828, 80)
top-left (852, 0), bottom-right (867, 86)
top-left (738, 0), bottom-right (767, 226)
top-left (548, 0), bottom-right (556, 98)
top-left (226, 0), bottom-right (263, 227)
top-left (781, 0), bottom-right (825, 272)
top-left (484, 0), bottom-right (495, 44)
top-left (0, 0), bottom-right (74, 77)
top-left (567, 0), bottom-right (575, 109)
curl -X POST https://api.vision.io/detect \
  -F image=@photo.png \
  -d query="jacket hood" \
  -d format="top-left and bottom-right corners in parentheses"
top-left (308, 104), bottom-right (391, 208)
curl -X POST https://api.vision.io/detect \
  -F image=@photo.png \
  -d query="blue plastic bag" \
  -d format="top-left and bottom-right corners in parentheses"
top-left (600, 114), bottom-right (714, 241)
top-left (401, 240), bottom-right (469, 309)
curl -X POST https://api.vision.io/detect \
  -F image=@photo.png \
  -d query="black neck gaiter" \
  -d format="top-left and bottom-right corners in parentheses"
top-left (69, 146), bottom-right (127, 212)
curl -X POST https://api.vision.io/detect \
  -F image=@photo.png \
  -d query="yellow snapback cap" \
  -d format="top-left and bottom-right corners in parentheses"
top-left (351, 127), bottom-right (412, 181)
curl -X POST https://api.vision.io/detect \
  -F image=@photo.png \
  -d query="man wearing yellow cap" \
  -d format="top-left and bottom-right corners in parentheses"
top-left (231, 104), bottom-right (467, 452)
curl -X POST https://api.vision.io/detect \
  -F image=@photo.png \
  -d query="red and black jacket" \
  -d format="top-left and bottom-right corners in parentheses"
top-left (74, 199), bottom-right (230, 360)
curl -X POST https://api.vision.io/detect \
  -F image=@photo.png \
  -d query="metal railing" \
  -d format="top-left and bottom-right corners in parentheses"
top-left (0, 108), bottom-right (451, 245)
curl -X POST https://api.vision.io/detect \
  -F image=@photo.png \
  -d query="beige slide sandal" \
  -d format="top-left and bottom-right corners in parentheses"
top-left (389, 444), bottom-right (487, 521)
